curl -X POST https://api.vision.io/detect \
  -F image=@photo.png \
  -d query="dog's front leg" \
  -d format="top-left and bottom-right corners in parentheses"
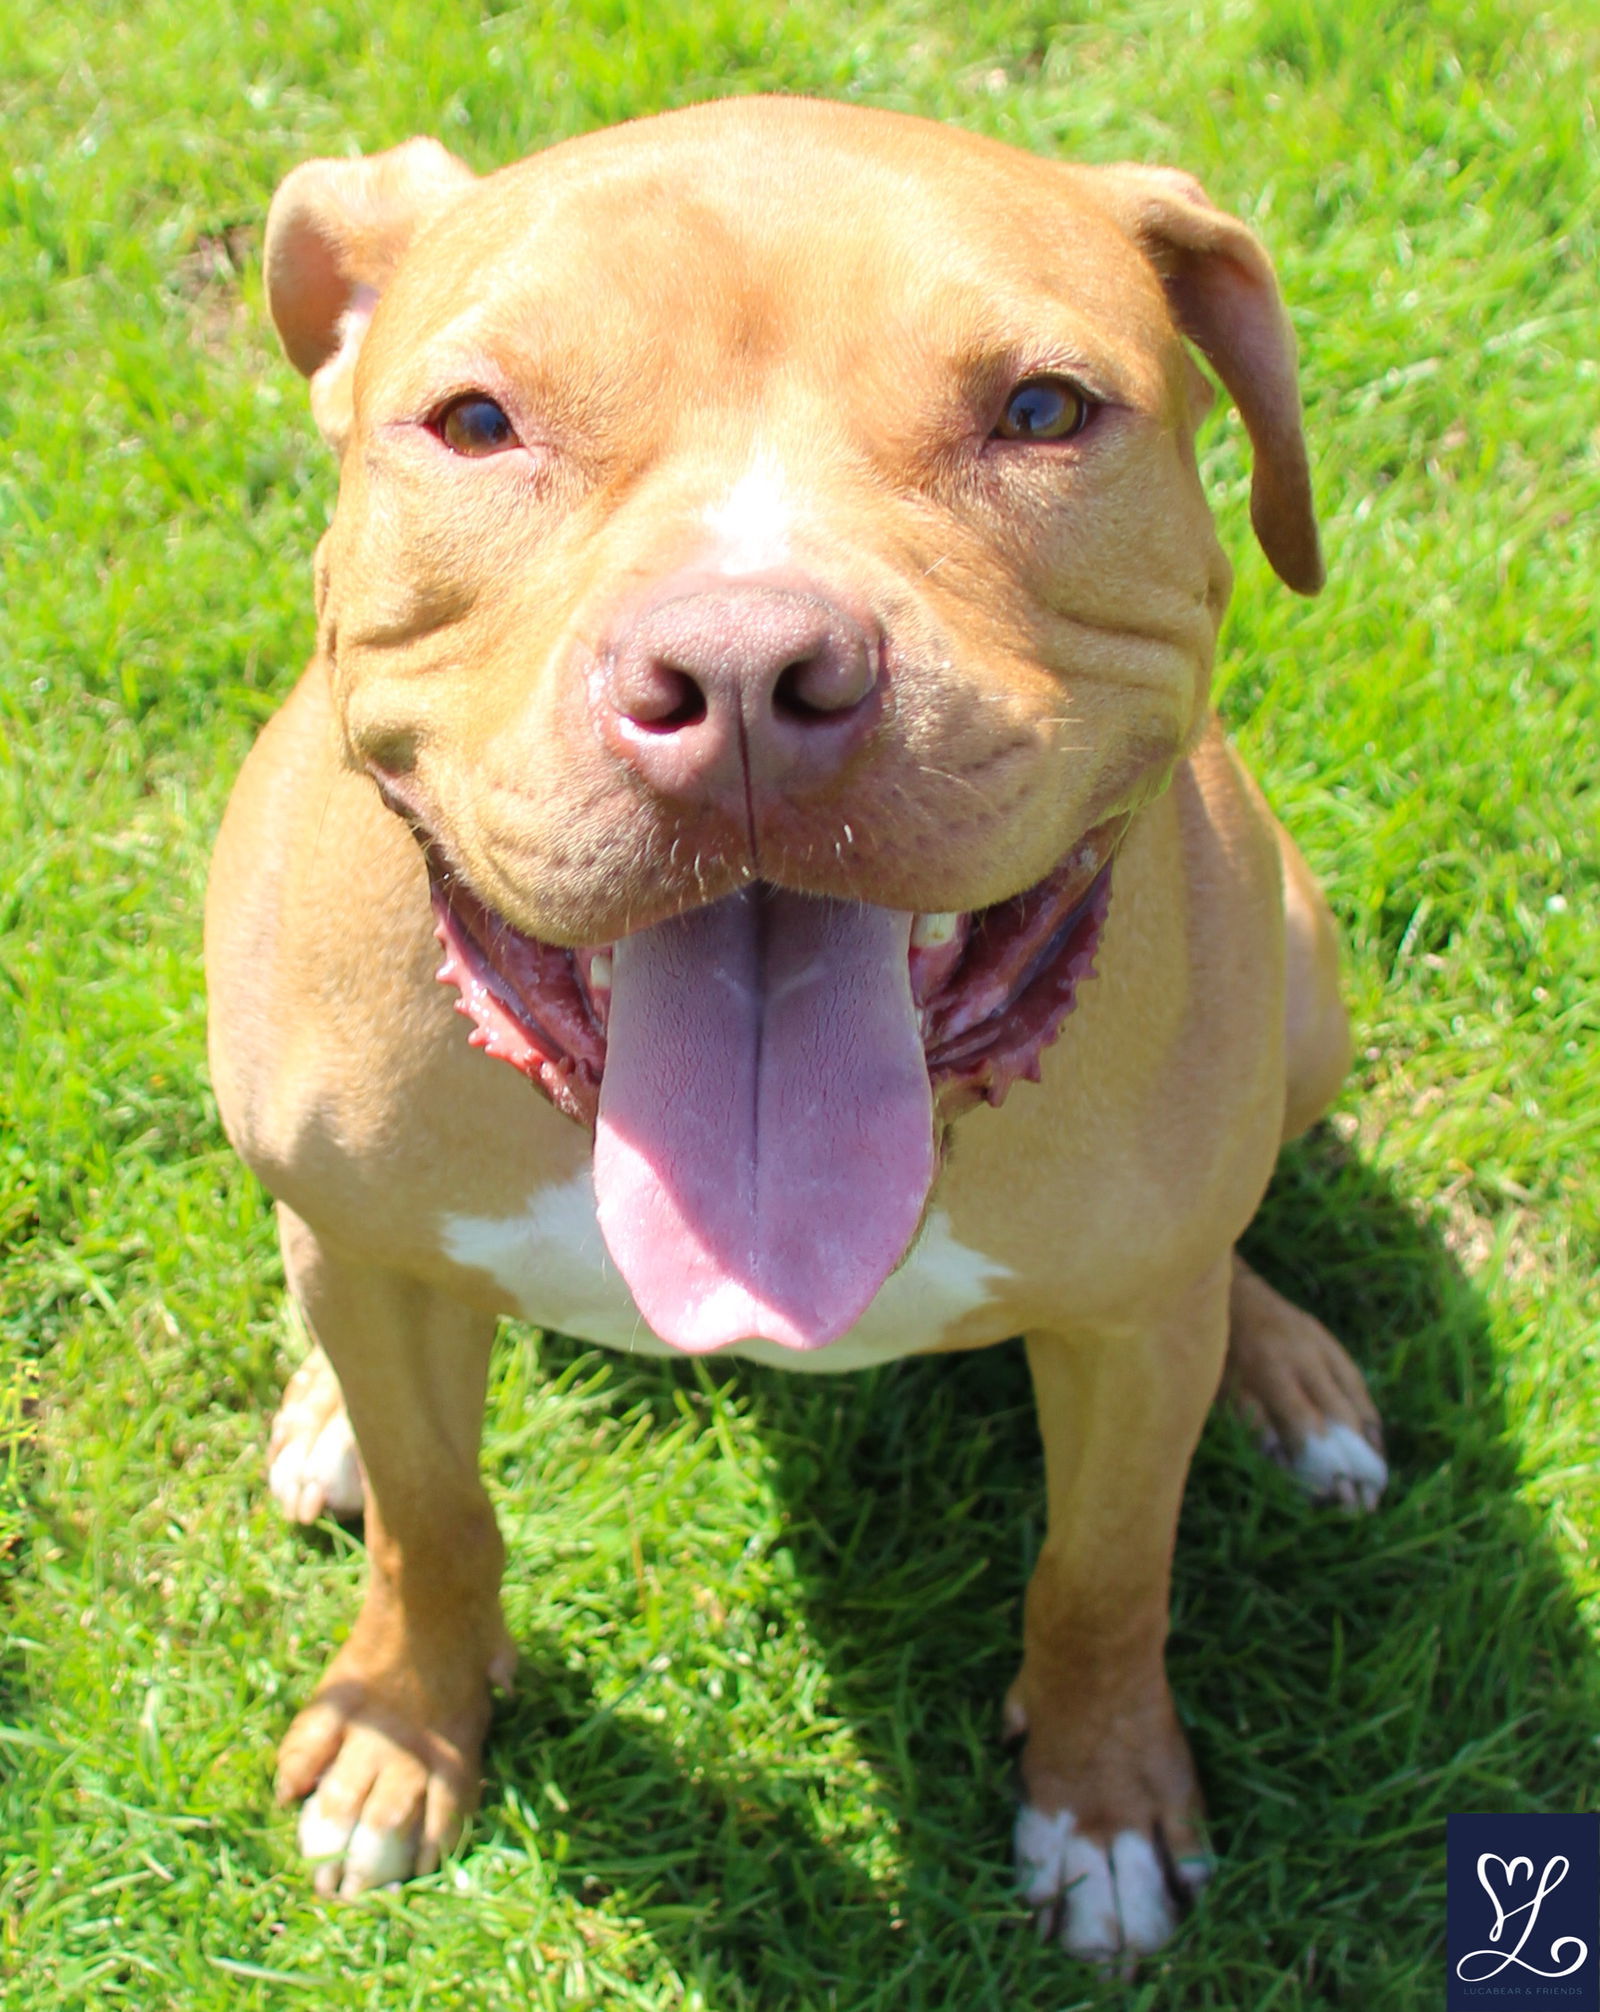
top-left (1008, 1259), bottom-right (1227, 1968)
top-left (272, 1206), bottom-right (514, 1897)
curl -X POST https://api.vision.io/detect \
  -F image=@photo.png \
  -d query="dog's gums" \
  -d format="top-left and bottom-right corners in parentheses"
top-left (429, 829), bottom-right (1118, 1350)
top-left (429, 836), bottom-right (1117, 1127)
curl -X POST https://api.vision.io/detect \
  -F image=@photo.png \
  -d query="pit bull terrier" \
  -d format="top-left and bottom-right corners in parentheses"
top-left (206, 96), bottom-right (1387, 1965)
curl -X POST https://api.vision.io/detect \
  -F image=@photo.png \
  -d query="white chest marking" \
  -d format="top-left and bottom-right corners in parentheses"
top-left (441, 1170), bottom-right (1011, 1372)
top-left (701, 451), bottom-right (793, 577)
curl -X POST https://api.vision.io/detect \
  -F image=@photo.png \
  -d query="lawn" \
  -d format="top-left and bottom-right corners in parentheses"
top-left (2, 0), bottom-right (1597, 2005)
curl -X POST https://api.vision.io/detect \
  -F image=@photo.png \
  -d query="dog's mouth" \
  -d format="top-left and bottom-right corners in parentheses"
top-left (428, 827), bottom-right (1120, 1353)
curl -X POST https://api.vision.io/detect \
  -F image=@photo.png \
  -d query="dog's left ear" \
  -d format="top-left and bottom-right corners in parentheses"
top-left (265, 137), bottom-right (477, 452)
top-left (1089, 165), bottom-right (1323, 595)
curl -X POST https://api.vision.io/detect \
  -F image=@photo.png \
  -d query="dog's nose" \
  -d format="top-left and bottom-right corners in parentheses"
top-left (597, 586), bottom-right (881, 804)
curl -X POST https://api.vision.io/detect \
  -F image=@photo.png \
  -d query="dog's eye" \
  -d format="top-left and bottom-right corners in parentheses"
top-left (437, 396), bottom-right (518, 456)
top-left (994, 378), bottom-right (1090, 443)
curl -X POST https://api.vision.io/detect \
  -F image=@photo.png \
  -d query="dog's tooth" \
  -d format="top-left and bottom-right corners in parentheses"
top-left (588, 951), bottom-right (613, 992)
top-left (911, 911), bottom-right (960, 950)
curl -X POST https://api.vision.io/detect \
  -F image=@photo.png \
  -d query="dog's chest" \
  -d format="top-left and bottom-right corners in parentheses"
top-left (440, 1171), bottom-right (1012, 1371)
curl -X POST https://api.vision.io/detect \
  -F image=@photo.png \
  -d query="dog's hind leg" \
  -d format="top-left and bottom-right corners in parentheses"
top-left (1222, 820), bottom-right (1386, 1508)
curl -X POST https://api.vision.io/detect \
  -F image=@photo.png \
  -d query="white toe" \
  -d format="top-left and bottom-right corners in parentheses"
top-left (1103, 1830), bottom-right (1177, 1952)
top-left (268, 1438), bottom-right (307, 1517)
top-left (1016, 1804), bottom-right (1073, 1911)
top-left (1015, 1806), bottom-right (1181, 1963)
top-left (1291, 1421), bottom-right (1387, 1511)
top-left (269, 1388), bottom-right (363, 1523)
top-left (298, 1787), bottom-right (356, 1894)
top-left (338, 1817), bottom-right (415, 1895)
top-left (307, 1409), bottom-right (364, 1518)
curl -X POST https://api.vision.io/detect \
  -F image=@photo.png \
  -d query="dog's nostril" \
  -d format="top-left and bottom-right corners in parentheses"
top-left (774, 647), bottom-right (874, 720)
top-left (619, 664), bottom-right (708, 732)
top-left (773, 657), bottom-right (822, 719)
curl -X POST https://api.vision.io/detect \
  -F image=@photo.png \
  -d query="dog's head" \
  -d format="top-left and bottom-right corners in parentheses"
top-left (263, 98), bottom-right (1320, 1350)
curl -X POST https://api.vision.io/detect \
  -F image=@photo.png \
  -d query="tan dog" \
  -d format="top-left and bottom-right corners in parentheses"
top-left (206, 97), bottom-right (1386, 1965)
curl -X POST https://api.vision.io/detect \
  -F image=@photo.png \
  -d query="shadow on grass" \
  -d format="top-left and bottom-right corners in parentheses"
top-left (478, 1124), bottom-right (1600, 2007)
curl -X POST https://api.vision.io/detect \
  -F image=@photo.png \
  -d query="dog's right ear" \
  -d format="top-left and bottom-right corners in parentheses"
top-left (265, 138), bottom-right (476, 451)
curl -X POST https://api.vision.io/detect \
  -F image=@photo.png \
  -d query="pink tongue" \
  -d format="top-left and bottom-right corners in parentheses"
top-left (594, 889), bottom-right (935, 1351)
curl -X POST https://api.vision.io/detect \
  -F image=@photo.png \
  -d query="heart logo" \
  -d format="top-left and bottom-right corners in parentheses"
top-left (1454, 1850), bottom-right (1588, 1984)
top-left (1478, 1851), bottom-right (1541, 1926)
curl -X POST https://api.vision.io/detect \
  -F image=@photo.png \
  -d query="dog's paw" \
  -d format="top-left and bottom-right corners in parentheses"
top-left (1015, 1805), bottom-right (1211, 1971)
top-left (1225, 1262), bottom-right (1387, 1512)
top-left (1264, 1415), bottom-right (1388, 1513)
top-left (294, 1740), bottom-right (436, 1898)
top-left (276, 1642), bottom-right (505, 1898)
top-left (1007, 1673), bottom-right (1211, 1972)
top-left (268, 1345), bottom-right (365, 1523)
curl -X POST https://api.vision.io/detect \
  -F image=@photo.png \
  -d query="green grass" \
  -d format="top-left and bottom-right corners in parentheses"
top-left (2, 0), bottom-right (1597, 2005)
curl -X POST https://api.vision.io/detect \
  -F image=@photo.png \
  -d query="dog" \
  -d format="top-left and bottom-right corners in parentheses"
top-left (206, 96), bottom-right (1387, 1965)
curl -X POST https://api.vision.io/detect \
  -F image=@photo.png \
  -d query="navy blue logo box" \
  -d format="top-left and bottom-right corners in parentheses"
top-left (1448, 1813), bottom-right (1599, 2010)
